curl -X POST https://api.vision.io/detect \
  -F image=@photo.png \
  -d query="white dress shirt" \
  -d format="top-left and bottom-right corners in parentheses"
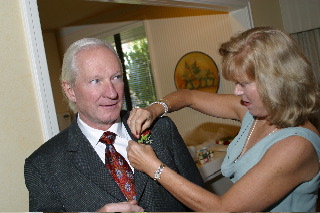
top-left (77, 115), bottom-right (134, 171)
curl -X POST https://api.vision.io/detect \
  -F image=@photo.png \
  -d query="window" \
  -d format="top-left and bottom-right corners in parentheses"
top-left (98, 24), bottom-right (157, 110)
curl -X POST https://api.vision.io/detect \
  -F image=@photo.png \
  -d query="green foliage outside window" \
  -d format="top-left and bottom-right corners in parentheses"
top-left (123, 38), bottom-right (157, 108)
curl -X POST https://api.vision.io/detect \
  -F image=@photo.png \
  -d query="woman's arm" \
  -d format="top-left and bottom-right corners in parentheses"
top-left (127, 135), bottom-right (318, 211)
top-left (128, 89), bottom-right (246, 138)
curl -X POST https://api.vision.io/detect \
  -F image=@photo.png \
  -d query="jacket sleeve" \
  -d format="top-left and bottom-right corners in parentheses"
top-left (24, 159), bottom-right (65, 212)
top-left (154, 117), bottom-right (205, 188)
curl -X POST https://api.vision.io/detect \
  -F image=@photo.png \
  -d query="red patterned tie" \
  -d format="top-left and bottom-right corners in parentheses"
top-left (99, 131), bottom-right (136, 201)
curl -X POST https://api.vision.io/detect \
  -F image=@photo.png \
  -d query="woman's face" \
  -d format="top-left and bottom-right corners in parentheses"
top-left (233, 81), bottom-right (269, 118)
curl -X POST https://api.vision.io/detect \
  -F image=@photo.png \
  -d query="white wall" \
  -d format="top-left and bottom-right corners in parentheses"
top-left (279, 0), bottom-right (320, 33)
top-left (145, 14), bottom-right (244, 145)
top-left (250, 0), bottom-right (320, 33)
top-left (0, 0), bottom-right (45, 211)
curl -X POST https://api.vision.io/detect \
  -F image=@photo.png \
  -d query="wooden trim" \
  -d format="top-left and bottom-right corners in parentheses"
top-left (93, 0), bottom-right (249, 11)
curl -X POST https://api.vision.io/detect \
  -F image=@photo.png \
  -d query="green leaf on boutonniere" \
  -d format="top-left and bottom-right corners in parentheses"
top-left (137, 129), bottom-right (153, 144)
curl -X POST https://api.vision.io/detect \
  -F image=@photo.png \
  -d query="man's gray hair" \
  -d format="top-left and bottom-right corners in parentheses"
top-left (60, 38), bottom-right (121, 112)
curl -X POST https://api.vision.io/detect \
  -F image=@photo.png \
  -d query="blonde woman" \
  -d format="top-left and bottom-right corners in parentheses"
top-left (127, 27), bottom-right (320, 212)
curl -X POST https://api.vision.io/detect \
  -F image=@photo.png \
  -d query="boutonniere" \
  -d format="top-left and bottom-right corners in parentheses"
top-left (137, 129), bottom-right (153, 144)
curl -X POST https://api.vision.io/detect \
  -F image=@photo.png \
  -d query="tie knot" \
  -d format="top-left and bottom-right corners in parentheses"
top-left (99, 131), bottom-right (116, 145)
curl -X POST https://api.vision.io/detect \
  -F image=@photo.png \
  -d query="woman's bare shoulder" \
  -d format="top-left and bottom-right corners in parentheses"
top-left (264, 131), bottom-right (319, 181)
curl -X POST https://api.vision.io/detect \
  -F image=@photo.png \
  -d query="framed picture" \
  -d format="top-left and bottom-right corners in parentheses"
top-left (174, 51), bottom-right (219, 93)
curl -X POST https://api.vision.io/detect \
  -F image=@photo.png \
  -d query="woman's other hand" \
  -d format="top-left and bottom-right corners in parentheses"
top-left (128, 107), bottom-right (156, 138)
top-left (127, 140), bottom-right (162, 176)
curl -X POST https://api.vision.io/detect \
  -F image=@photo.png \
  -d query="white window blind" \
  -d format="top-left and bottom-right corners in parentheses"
top-left (99, 24), bottom-right (157, 109)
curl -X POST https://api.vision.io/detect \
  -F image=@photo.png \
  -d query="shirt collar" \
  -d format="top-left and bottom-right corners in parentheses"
top-left (77, 114), bottom-right (131, 147)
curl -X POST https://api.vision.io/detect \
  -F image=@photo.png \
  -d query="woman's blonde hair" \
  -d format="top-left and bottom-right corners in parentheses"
top-left (219, 27), bottom-right (320, 128)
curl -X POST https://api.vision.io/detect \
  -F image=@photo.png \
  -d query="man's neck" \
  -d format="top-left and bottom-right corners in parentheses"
top-left (77, 113), bottom-right (116, 131)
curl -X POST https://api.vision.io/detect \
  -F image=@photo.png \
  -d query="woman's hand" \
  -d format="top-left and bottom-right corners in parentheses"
top-left (97, 200), bottom-right (144, 212)
top-left (128, 107), bottom-right (156, 138)
top-left (127, 140), bottom-right (162, 176)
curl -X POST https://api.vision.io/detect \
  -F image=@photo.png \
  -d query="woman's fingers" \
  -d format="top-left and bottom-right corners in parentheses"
top-left (128, 108), bottom-right (153, 138)
top-left (128, 108), bottom-right (140, 137)
top-left (127, 141), bottom-right (161, 175)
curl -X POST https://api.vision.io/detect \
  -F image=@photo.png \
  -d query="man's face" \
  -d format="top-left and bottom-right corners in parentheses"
top-left (63, 46), bottom-right (124, 130)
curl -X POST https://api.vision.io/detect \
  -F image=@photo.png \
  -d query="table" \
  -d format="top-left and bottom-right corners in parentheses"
top-left (196, 146), bottom-right (227, 182)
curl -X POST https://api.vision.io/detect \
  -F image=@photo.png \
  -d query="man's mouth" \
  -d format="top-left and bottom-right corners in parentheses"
top-left (99, 103), bottom-right (117, 108)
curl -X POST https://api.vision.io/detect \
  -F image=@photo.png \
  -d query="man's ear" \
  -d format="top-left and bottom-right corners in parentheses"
top-left (62, 81), bottom-right (76, 103)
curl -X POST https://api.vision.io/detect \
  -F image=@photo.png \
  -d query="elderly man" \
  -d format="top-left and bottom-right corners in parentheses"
top-left (24, 38), bottom-right (204, 212)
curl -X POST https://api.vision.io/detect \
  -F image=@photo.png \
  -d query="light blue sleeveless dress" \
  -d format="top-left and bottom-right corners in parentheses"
top-left (221, 112), bottom-right (320, 212)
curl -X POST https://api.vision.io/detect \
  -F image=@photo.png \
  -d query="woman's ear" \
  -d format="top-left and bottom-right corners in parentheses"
top-left (62, 81), bottom-right (76, 103)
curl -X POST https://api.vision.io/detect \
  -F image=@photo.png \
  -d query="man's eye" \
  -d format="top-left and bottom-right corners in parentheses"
top-left (90, 79), bottom-right (100, 84)
top-left (113, 75), bottom-right (122, 80)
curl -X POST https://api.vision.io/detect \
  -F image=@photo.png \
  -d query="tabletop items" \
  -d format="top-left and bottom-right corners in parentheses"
top-left (215, 137), bottom-right (233, 145)
top-left (197, 147), bottom-right (215, 164)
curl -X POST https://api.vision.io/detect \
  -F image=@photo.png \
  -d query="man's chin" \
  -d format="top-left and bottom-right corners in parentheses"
top-left (100, 112), bottom-right (120, 123)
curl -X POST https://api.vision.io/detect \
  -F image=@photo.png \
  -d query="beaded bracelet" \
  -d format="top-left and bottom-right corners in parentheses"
top-left (160, 98), bottom-right (172, 112)
top-left (149, 101), bottom-right (168, 117)
top-left (154, 163), bottom-right (166, 181)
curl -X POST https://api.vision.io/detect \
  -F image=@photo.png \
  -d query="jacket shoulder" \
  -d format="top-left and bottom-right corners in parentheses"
top-left (25, 127), bottom-right (70, 164)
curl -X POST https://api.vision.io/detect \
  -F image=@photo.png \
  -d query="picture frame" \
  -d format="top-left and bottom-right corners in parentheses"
top-left (174, 51), bottom-right (219, 93)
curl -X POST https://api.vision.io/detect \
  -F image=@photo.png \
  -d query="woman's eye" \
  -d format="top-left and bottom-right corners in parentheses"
top-left (237, 82), bottom-right (248, 87)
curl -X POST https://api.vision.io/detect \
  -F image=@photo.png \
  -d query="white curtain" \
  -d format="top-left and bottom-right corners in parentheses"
top-left (291, 28), bottom-right (320, 129)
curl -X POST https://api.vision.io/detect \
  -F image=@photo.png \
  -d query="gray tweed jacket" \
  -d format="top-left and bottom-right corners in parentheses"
top-left (24, 111), bottom-right (204, 212)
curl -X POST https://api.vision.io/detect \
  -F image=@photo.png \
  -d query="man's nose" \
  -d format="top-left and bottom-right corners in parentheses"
top-left (102, 82), bottom-right (118, 99)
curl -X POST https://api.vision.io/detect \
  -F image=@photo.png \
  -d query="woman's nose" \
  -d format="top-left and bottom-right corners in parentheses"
top-left (234, 84), bottom-right (244, 96)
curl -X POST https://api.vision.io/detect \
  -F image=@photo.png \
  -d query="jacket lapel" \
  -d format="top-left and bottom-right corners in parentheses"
top-left (121, 111), bottom-right (150, 201)
top-left (67, 117), bottom-right (126, 202)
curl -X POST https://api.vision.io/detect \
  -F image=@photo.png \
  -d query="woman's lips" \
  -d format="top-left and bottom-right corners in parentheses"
top-left (242, 101), bottom-right (251, 106)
